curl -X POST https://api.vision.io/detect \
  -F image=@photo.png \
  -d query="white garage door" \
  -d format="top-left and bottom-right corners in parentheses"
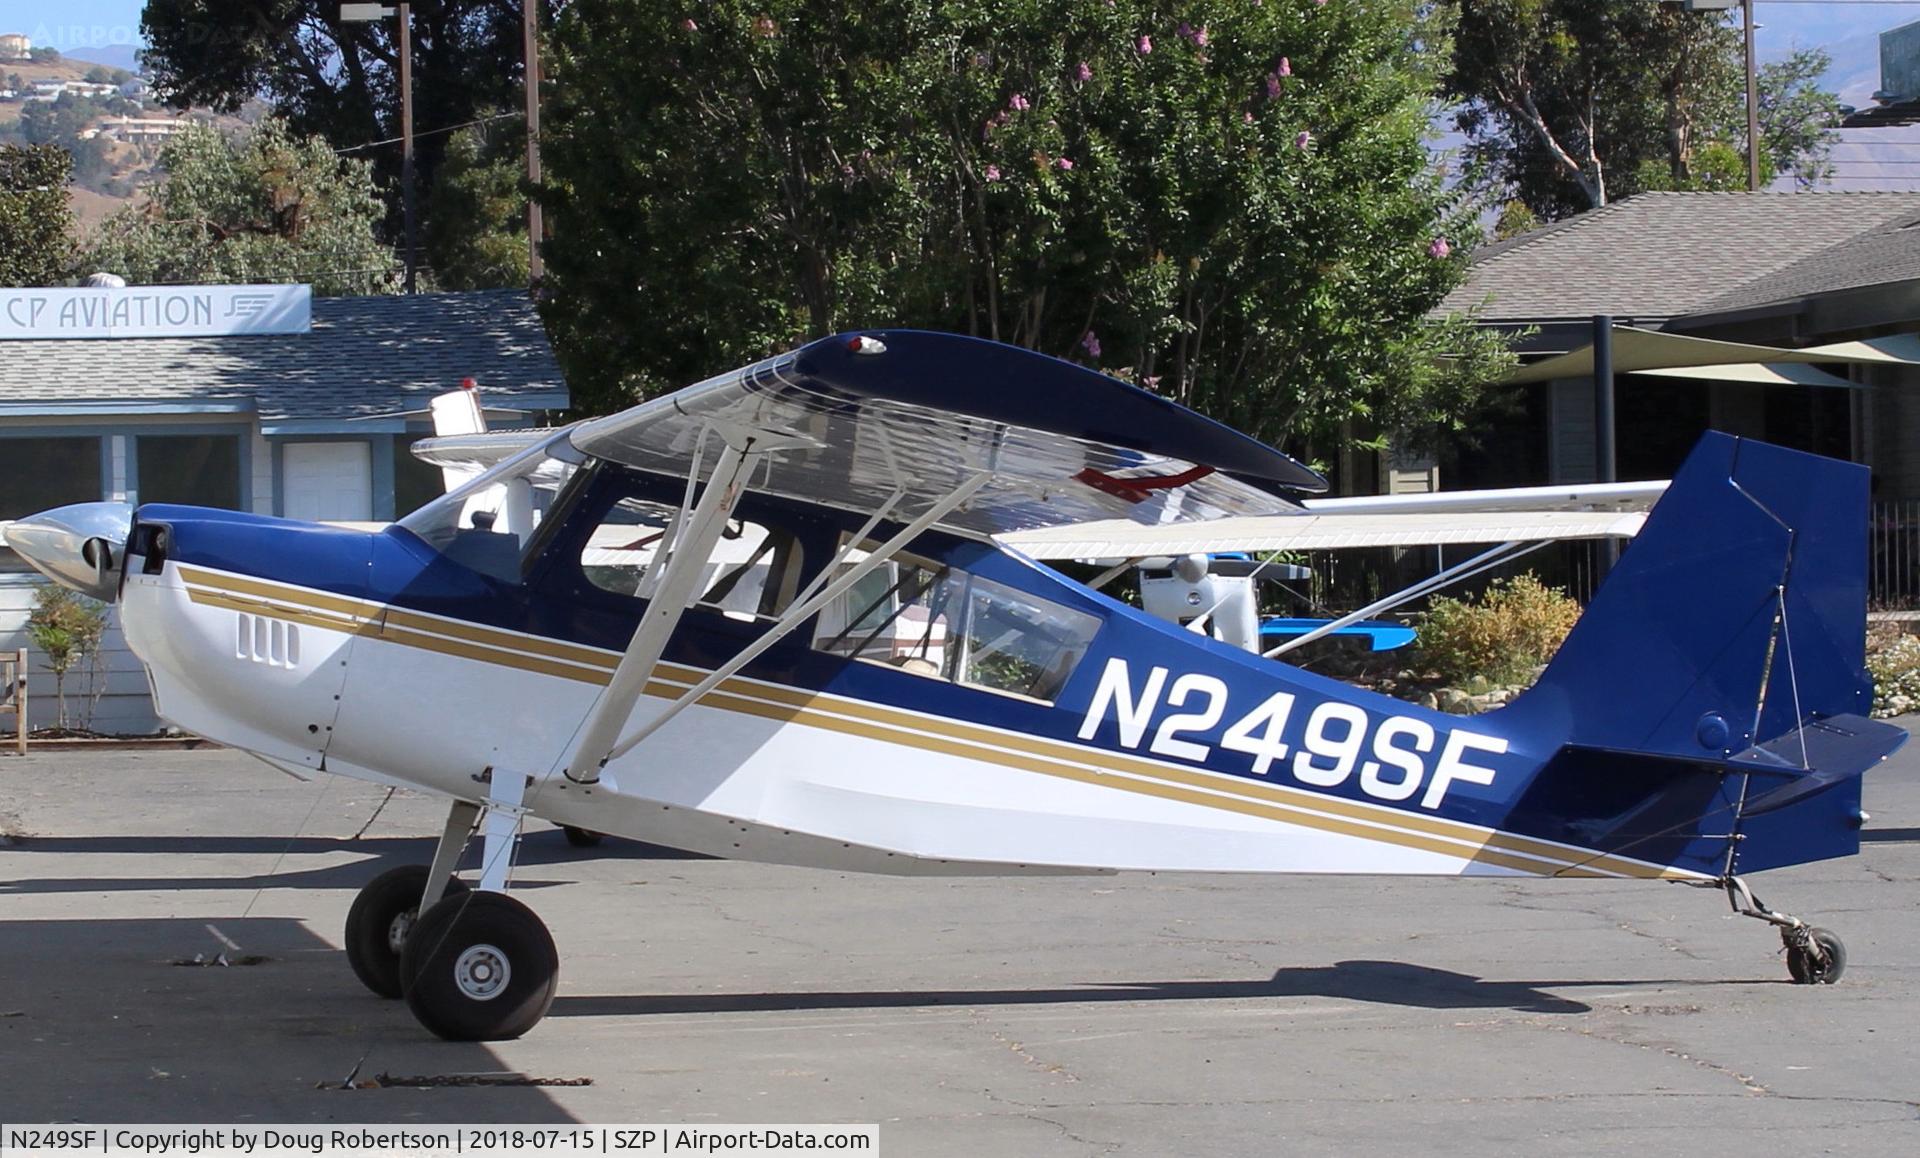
top-left (282, 441), bottom-right (373, 522)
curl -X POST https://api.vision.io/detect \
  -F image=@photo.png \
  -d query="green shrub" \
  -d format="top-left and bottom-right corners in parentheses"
top-left (25, 582), bottom-right (108, 730)
top-left (1866, 627), bottom-right (1920, 719)
top-left (1418, 574), bottom-right (1581, 688)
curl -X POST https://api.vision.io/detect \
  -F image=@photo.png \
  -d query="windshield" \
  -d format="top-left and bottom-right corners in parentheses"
top-left (397, 430), bottom-right (585, 579)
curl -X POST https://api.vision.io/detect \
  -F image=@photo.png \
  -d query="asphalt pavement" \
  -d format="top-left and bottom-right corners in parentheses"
top-left (1, 737), bottom-right (1917, 1155)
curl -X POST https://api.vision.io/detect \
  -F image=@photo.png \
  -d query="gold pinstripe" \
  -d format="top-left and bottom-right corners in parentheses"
top-left (175, 565), bottom-right (1700, 880)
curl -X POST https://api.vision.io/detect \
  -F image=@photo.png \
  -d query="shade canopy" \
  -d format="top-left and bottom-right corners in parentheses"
top-left (1634, 362), bottom-right (1862, 389)
top-left (1503, 325), bottom-right (1920, 386)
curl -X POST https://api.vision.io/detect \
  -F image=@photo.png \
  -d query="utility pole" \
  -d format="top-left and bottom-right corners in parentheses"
top-left (1743, 0), bottom-right (1759, 190)
top-left (522, 0), bottom-right (544, 282)
top-left (1593, 315), bottom-right (1619, 572)
top-left (341, 4), bottom-right (417, 291)
top-left (1671, 1), bottom-right (1758, 189)
top-left (399, 2), bottom-right (417, 292)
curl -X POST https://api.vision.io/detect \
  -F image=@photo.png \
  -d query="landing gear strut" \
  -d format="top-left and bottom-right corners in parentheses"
top-left (1718, 875), bottom-right (1847, 985)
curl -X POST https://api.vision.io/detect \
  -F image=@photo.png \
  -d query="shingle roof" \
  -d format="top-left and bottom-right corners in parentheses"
top-left (1439, 191), bottom-right (1920, 322)
top-left (0, 288), bottom-right (568, 422)
top-left (1696, 213), bottom-right (1920, 313)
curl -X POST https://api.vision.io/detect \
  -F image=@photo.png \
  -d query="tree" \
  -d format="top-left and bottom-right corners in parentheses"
top-left (1450, 2), bottom-right (1842, 218)
top-left (1449, 0), bottom-right (1739, 216)
top-left (84, 118), bottom-right (401, 295)
top-left (28, 47), bottom-right (60, 64)
top-left (0, 143), bottom-right (75, 285)
top-left (84, 65), bottom-right (115, 85)
top-left (425, 116), bottom-right (530, 290)
top-left (25, 584), bottom-right (108, 732)
top-left (140, 1), bottom-right (552, 264)
top-left (1758, 48), bottom-right (1843, 188)
top-left (541, 0), bottom-right (1512, 453)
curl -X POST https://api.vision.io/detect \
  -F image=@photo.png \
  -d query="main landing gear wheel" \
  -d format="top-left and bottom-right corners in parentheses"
top-left (561, 825), bottom-right (604, 848)
top-left (344, 865), bottom-right (470, 999)
top-left (1786, 927), bottom-right (1847, 985)
top-left (400, 891), bottom-right (559, 1041)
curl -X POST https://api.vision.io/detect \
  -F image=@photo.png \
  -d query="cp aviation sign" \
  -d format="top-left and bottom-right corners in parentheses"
top-left (0, 284), bottom-right (311, 340)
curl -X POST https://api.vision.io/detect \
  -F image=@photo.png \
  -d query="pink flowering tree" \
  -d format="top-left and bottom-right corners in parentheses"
top-left (542, 0), bottom-right (1510, 451)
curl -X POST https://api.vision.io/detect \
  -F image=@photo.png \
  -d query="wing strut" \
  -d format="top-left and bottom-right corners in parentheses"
top-left (564, 437), bottom-right (760, 784)
top-left (600, 473), bottom-right (990, 766)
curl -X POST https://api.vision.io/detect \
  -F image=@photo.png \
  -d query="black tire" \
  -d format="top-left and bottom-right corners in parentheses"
top-left (1787, 927), bottom-right (1847, 985)
top-left (400, 891), bottom-right (559, 1041)
top-left (562, 825), bottom-right (604, 848)
top-left (345, 865), bottom-right (469, 999)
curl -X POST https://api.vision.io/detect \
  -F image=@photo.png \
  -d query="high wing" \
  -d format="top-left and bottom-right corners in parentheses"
top-left (564, 331), bottom-right (1324, 538)
top-left (997, 508), bottom-right (1650, 559)
top-left (414, 331), bottom-right (1325, 539)
top-left (997, 480), bottom-right (1665, 559)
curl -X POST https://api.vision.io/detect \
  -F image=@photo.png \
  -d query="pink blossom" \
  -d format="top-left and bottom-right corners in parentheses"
top-left (1316, 0), bottom-right (1327, 6)
top-left (1055, 156), bottom-right (1074, 171)
top-left (1136, 34), bottom-right (1153, 55)
top-left (1008, 93), bottom-right (1030, 111)
top-left (1277, 57), bottom-right (1292, 78)
top-left (1243, 110), bottom-right (1254, 124)
top-left (1265, 74), bottom-right (1281, 99)
top-left (1080, 331), bottom-right (1101, 359)
top-left (1428, 237), bottom-right (1453, 259)
top-left (1075, 61), bottom-right (1093, 83)
top-left (1294, 129), bottom-right (1313, 149)
top-left (1142, 375), bottom-right (1162, 389)
top-left (1195, 25), bottom-right (1210, 48)
top-left (680, 17), bottom-right (697, 31)
top-left (985, 164), bottom-right (1002, 182)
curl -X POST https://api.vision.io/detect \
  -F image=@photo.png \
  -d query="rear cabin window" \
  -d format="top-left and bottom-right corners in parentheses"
top-left (579, 497), bottom-right (803, 621)
top-left (812, 544), bottom-right (1099, 703)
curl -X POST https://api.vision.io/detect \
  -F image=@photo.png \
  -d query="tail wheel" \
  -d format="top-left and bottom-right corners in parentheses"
top-left (1786, 927), bottom-right (1847, 985)
top-left (562, 825), bottom-right (604, 848)
top-left (400, 891), bottom-right (559, 1041)
top-left (345, 865), bottom-right (469, 999)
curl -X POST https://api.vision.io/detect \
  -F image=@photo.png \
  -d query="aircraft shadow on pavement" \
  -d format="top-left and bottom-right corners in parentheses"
top-left (1860, 826), bottom-right (1920, 844)
top-left (0, 831), bottom-right (706, 895)
top-left (0, 917), bottom-right (577, 1123)
top-left (552, 960), bottom-right (1609, 1018)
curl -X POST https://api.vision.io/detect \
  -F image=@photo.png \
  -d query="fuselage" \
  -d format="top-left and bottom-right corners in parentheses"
top-left (109, 454), bottom-right (1786, 885)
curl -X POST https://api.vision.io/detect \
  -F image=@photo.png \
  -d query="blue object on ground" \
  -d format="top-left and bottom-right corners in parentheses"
top-left (1259, 617), bottom-right (1418, 652)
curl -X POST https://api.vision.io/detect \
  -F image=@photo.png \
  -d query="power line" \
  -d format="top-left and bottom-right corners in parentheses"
top-left (333, 113), bottom-right (518, 156)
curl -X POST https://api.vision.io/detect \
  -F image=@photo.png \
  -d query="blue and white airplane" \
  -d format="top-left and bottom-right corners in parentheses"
top-left (6, 331), bottom-right (1904, 1041)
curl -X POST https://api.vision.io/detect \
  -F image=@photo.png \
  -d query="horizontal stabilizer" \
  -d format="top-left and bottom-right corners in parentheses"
top-left (1731, 714), bottom-right (1908, 816)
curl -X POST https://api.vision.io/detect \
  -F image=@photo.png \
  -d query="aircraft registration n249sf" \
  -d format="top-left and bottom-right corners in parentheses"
top-left (6, 331), bottom-right (1905, 1040)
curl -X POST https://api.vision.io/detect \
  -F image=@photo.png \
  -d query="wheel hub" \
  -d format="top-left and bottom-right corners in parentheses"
top-left (453, 943), bottom-right (512, 1001)
top-left (387, 909), bottom-right (415, 955)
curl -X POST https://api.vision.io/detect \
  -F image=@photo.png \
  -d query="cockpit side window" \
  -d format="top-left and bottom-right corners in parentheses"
top-left (397, 432), bottom-right (583, 583)
top-left (812, 538), bottom-right (1100, 703)
top-left (574, 492), bottom-right (804, 621)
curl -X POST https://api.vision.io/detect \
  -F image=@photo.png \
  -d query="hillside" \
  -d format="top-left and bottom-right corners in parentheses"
top-left (1, 52), bottom-right (247, 236)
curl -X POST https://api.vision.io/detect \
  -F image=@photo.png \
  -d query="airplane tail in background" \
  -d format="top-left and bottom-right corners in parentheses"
top-left (1507, 432), bottom-right (1904, 875)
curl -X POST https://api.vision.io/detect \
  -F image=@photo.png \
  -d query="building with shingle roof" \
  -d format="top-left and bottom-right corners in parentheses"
top-left (1437, 192), bottom-right (1920, 510)
top-left (0, 285), bottom-right (569, 733)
